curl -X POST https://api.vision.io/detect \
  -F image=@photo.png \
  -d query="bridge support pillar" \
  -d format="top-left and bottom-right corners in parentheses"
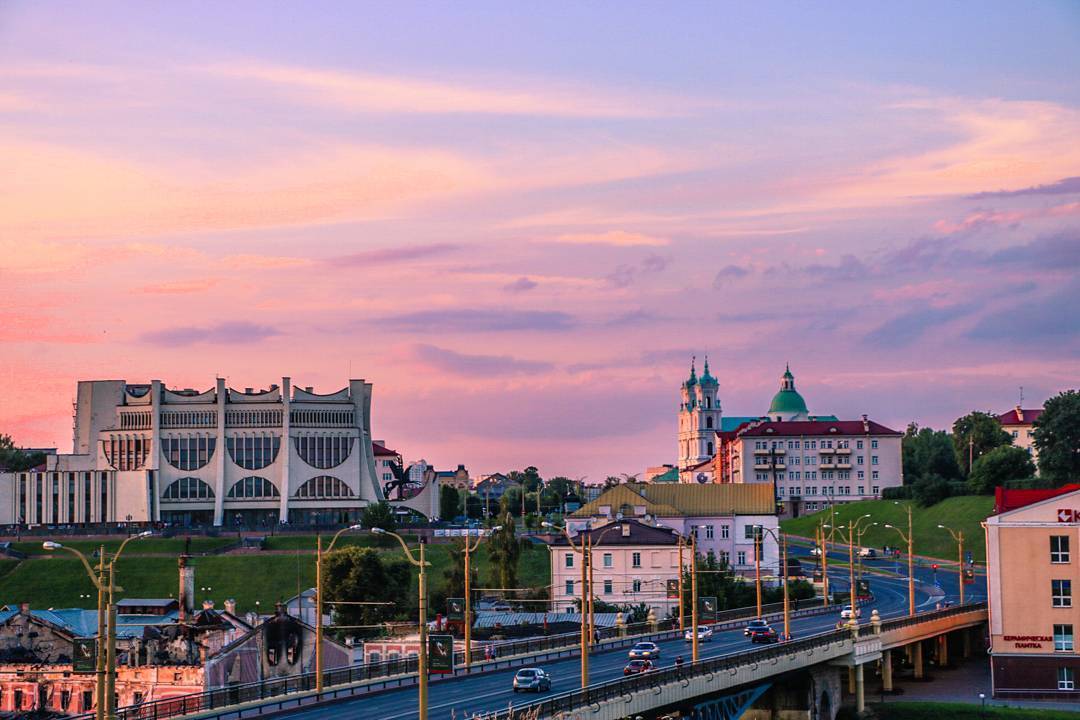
top-left (963, 627), bottom-right (972, 658)
top-left (913, 641), bottom-right (924, 680)
top-left (881, 649), bottom-right (893, 692)
top-left (855, 663), bottom-right (865, 714)
top-left (938, 633), bottom-right (949, 668)
top-left (847, 666), bottom-right (856, 695)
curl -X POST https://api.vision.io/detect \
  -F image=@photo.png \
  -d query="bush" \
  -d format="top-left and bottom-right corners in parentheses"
top-left (882, 486), bottom-right (911, 500)
top-left (911, 474), bottom-right (953, 507)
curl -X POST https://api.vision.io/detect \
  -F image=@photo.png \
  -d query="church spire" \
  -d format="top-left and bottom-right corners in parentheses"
top-left (686, 356), bottom-right (697, 386)
top-left (700, 354), bottom-right (716, 384)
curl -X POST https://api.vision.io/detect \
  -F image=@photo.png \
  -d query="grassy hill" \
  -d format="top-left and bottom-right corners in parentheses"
top-left (780, 495), bottom-right (995, 563)
top-left (0, 536), bottom-right (551, 614)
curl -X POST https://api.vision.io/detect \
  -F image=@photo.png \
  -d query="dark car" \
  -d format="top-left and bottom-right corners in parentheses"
top-left (623, 659), bottom-right (655, 675)
top-left (744, 619), bottom-right (769, 637)
top-left (749, 626), bottom-right (779, 644)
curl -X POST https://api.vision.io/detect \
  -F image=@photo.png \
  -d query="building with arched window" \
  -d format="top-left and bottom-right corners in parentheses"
top-left (0, 377), bottom-right (385, 527)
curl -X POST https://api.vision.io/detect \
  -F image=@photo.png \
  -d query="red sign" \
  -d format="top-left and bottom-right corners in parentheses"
top-left (1057, 509), bottom-right (1077, 523)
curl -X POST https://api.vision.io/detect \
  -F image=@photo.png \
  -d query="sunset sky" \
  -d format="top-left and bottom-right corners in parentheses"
top-left (2, 2), bottom-right (1078, 481)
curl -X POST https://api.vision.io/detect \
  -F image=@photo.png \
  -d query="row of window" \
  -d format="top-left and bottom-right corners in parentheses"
top-left (103, 436), bottom-right (151, 471)
top-left (294, 435), bottom-right (354, 469)
top-left (162, 475), bottom-right (357, 501)
top-left (290, 409), bottom-right (356, 427)
top-left (226, 409), bottom-right (284, 427)
top-left (161, 436), bottom-right (217, 471)
top-left (226, 436), bottom-right (282, 470)
top-left (118, 411), bottom-right (153, 430)
top-left (15, 471), bottom-right (109, 524)
top-left (754, 439), bottom-right (880, 450)
top-left (161, 410), bottom-right (217, 428)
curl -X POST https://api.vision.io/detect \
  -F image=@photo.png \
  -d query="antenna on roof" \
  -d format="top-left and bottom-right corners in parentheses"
top-left (1019, 386), bottom-right (1024, 406)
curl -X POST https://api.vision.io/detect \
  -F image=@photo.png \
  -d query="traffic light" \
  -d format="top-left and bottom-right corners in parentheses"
top-left (931, 563), bottom-right (939, 570)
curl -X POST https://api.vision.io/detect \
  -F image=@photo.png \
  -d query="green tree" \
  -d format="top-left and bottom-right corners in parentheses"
top-left (1034, 390), bottom-right (1080, 485)
top-left (500, 486), bottom-right (523, 517)
top-left (441, 540), bottom-right (477, 602)
top-left (0, 434), bottom-right (45, 472)
top-left (968, 445), bottom-right (1037, 494)
top-left (507, 466), bottom-right (543, 494)
top-left (486, 511), bottom-right (522, 591)
top-left (902, 424), bottom-right (962, 483)
top-left (360, 501), bottom-right (396, 532)
top-left (465, 494), bottom-right (484, 519)
top-left (603, 476), bottom-right (621, 488)
top-left (439, 485), bottom-right (460, 521)
top-left (546, 476), bottom-right (575, 498)
top-left (323, 546), bottom-right (411, 637)
top-left (952, 411), bottom-right (1012, 475)
top-left (911, 474), bottom-right (954, 507)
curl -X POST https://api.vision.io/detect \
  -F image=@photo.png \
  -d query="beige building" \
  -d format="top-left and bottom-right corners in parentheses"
top-left (996, 406), bottom-right (1043, 467)
top-left (985, 486), bottom-right (1080, 699)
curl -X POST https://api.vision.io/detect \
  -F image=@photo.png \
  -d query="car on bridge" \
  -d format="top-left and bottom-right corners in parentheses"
top-left (748, 626), bottom-right (779, 644)
top-left (859, 548), bottom-right (877, 558)
top-left (628, 641), bottom-right (661, 659)
top-left (840, 604), bottom-right (861, 619)
top-left (743, 618), bottom-right (769, 637)
top-left (684, 625), bottom-right (713, 642)
top-left (810, 546), bottom-right (822, 556)
top-left (623, 659), bottom-right (656, 675)
top-left (512, 668), bottom-right (552, 693)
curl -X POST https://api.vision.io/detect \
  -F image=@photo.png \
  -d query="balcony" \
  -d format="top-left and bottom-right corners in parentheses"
top-left (836, 446), bottom-right (852, 454)
top-left (819, 446), bottom-right (836, 454)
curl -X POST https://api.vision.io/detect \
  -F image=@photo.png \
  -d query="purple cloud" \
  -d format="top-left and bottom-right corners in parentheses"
top-left (967, 279), bottom-right (1080, 345)
top-left (378, 308), bottom-right (576, 332)
top-left (864, 304), bottom-right (974, 348)
top-left (503, 276), bottom-right (538, 293)
top-left (986, 232), bottom-right (1080, 270)
top-left (713, 264), bottom-right (750, 289)
top-left (967, 176), bottom-right (1080, 199)
top-left (141, 322), bottom-right (280, 346)
top-left (410, 343), bottom-right (553, 376)
top-left (329, 243), bottom-right (459, 266)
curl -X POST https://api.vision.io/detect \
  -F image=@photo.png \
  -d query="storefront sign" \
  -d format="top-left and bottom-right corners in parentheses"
top-left (1003, 634), bottom-right (1051, 649)
top-left (1058, 509), bottom-right (1078, 522)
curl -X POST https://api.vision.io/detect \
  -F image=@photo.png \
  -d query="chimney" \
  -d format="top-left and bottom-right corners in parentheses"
top-left (1015, 405), bottom-right (1023, 422)
top-left (19, 602), bottom-right (29, 615)
top-left (224, 599), bottom-right (237, 615)
top-left (178, 556), bottom-right (195, 621)
top-left (862, 414), bottom-right (870, 433)
top-left (305, 386), bottom-right (313, 393)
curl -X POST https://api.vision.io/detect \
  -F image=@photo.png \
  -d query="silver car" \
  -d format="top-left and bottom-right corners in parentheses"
top-left (512, 668), bottom-right (552, 692)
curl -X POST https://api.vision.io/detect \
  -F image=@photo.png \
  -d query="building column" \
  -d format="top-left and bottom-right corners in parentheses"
top-left (882, 649), bottom-right (893, 692)
top-left (913, 641), bottom-right (924, 680)
top-left (855, 663), bottom-right (865, 714)
top-left (213, 378), bottom-right (227, 527)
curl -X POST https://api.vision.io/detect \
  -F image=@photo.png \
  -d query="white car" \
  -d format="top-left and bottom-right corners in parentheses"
top-left (858, 548), bottom-right (876, 558)
top-left (840, 605), bottom-right (861, 620)
top-left (810, 547), bottom-right (823, 556)
top-left (684, 626), bottom-right (713, 642)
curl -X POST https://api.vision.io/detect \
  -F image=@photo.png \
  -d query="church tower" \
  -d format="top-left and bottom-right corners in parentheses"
top-left (678, 356), bottom-right (721, 470)
top-left (766, 363), bottom-right (810, 421)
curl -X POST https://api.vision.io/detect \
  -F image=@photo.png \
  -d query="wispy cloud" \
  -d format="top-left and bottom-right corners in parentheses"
top-left (136, 279), bottom-right (220, 295)
top-left (502, 276), bottom-right (538, 293)
top-left (933, 201), bottom-right (1080, 235)
top-left (967, 176), bottom-right (1080, 199)
top-left (410, 343), bottom-right (553, 376)
top-left (713, 264), bottom-right (750, 289)
top-left (140, 322), bottom-right (281, 346)
top-left (376, 309), bottom-right (576, 333)
top-left (329, 243), bottom-right (460, 267)
top-left (864, 304), bottom-right (974, 348)
top-left (554, 230), bottom-right (669, 247)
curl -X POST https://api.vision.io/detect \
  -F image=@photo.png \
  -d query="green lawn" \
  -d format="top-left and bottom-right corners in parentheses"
top-left (781, 495), bottom-right (995, 562)
top-left (872, 702), bottom-right (1079, 720)
top-left (262, 534), bottom-right (415, 551)
top-left (0, 540), bottom-right (551, 615)
top-left (10, 536), bottom-right (235, 556)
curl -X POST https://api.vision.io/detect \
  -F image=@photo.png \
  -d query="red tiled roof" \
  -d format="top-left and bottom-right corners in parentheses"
top-left (994, 484), bottom-right (1080, 514)
top-left (996, 408), bottom-right (1043, 426)
top-left (372, 443), bottom-right (399, 457)
top-left (736, 419), bottom-right (901, 437)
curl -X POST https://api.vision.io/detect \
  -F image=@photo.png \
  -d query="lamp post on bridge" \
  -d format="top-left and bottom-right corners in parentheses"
top-left (885, 501), bottom-right (916, 616)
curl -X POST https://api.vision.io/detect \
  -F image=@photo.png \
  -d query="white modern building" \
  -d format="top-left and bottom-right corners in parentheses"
top-left (0, 377), bottom-right (385, 527)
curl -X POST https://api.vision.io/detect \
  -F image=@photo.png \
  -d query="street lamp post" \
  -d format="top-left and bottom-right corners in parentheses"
top-left (754, 527), bottom-right (762, 620)
top-left (542, 521), bottom-right (589, 687)
top-left (44, 531), bottom-right (151, 720)
top-left (817, 521), bottom-right (830, 606)
top-left (755, 526), bottom-right (790, 641)
top-left (825, 514), bottom-right (871, 609)
top-left (463, 526), bottom-right (501, 668)
top-left (686, 528), bottom-right (700, 663)
top-left (315, 524), bottom-right (363, 693)
top-left (938, 524), bottom-right (966, 605)
top-left (856, 523), bottom-right (878, 584)
top-left (677, 535), bottom-right (686, 633)
top-left (885, 501), bottom-right (916, 616)
top-left (372, 528), bottom-right (431, 720)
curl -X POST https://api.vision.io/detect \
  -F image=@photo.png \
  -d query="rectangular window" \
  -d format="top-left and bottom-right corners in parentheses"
top-left (779, 486), bottom-right (786, 495)
top-left (632, 579), bottom-right (642, 593)
top-left (565, 553), bottom-right (574, 568)
top-left (632, 552), bottom-right (641, 568)
top-left (857, 485), bottom-right (865, 495)
top-left (856, 440), bottom-right (864, 449)
top-left (872, 455), bottom-right (879, 465)
top-left (603, 553), bottom-right (613, 568)
top-left (82, 691), bottom-right (93, 712)
top-left (720, 550), bottom-right (730, 565)
top-left (1059, 667), bottom-right (1075, 690)
top-left (1052, 536), bottom-right (1071, 563)
top-left (1052, 579), bottom-right (1072, 607)
top-left (872, 471), bottom-right (879, 480)
top-left (744, 525), bottom-right (756, 539)
top-left (565, 580), bottom-right (574, 596)
top-left (737, 550), bottom-right (746, 566)
top-left (871, 439), bottom-right (879, 449)
top-left (857, 456), bottom-right (864, 465)
top-left (604, 579), bottom-right (613, 595)
top-left (873, 486), bottom-right (880, 495)
top-left (1054, 624), bottom-right (1074, 652)
top-left (858, 470), bottom-right (865, 480)
top-left (705, 525), bottom-right (714, 539)
top-left (721, 524), bottom-right (730, 539)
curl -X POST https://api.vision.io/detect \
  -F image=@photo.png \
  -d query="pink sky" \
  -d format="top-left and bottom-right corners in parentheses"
top-left (1, 3), bottom-right (1078, 480)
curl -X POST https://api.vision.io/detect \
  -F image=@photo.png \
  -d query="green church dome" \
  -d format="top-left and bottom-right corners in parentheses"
top-left (767, 363), bottom-right (808, 416)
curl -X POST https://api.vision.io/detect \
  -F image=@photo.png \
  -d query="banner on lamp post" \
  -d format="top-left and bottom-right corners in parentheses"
top-left (447, 598), bottom-right (465, 621)
top-left (698, 596), bottom-right (717, 622)
top-left (666, 579), bottom-right (679, 599)
top-left (427, 634), bottom-right (454, 674)
top-left (73, 638), bottom-right (96, 673)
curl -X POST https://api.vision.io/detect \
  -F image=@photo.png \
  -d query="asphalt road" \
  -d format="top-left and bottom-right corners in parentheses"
top-left (274, 557), bottom-right (986, 720)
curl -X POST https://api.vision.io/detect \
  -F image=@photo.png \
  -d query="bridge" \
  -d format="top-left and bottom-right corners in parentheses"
top-left (133, 556), bottom-right (986, 720)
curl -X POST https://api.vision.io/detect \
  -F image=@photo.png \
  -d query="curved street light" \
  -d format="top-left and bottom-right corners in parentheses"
top-left (462, 525), bottom-right (501, 669)
top-left (938, 523), bottom-right (966, 605)
top-left (315, 524), bottom-right (363, 692)
top-left (884, 500), bottom-right (916, 616)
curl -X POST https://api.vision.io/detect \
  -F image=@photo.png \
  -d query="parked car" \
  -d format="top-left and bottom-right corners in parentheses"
top-left (684, 626), bottom-right (713, 642)
top-left (623, 659), bottom-right (655, 675)
top-left (628, 641), bottom-right (661, 659)
top-left (810, 546), bottom-right (823, 556)
top-left (744, 619), bottom-right (770, 637)
top-left (840, 605), bottom-right (861, 620)
top-left (512, 668), bottom-right (551, 693)
top-left (859, 548), bottom-right (876, 558)
top-left (748, 626), bottom-right (779, 644)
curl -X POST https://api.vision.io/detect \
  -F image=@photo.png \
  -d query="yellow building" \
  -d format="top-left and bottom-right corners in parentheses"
top-left (984, 486), bottom-right (1079, 699)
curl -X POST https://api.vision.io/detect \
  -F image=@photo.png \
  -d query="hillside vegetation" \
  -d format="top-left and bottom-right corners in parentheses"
top-left (781, 495), bottom-right (995, 562)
